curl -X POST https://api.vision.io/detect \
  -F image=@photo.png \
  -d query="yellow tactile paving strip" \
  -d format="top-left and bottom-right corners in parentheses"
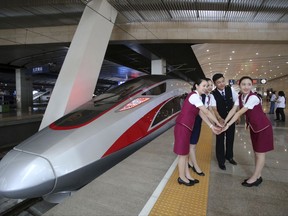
top-left (149, 125), bottom-right (213, 216)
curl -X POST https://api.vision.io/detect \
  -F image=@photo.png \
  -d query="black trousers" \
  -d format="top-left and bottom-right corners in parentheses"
top-left (276, 108), bottom-right (285, 121)
top-left (215, 123), bottom-right (235, 165)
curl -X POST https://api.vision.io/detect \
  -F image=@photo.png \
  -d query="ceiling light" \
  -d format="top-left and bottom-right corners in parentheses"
top-left (249, 59), bottom-right (252, 62)
top-left (232, 51), bottom-right (235, 54)
top-left (206, 49), bottom-right (210, 52)
top-left (278, 54), bottom-right (281, 56)
top-left (256, 53), bottom-right (259, 55)
top-left (229, 57), bottom-right (232, 60)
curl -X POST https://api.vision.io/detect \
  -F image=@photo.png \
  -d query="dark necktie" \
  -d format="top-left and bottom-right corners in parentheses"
top-left (221, 91), bottom-right (226, 100)
top-left (207, 95), bottom-right (210, 106)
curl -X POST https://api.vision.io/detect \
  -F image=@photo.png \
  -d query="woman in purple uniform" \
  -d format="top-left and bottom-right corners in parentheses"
top-left (188, 78), bottom-right (215, 177)
top-left (224, 76), bottom-right (274, 187)
top-left (174, 78), bottom-right (222, 186)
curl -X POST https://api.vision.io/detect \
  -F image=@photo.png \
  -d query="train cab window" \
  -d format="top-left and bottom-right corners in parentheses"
top-left (51, 76), bottom-right (171, 129)
top-left (142, 83), bottom-right (166, 96)
top-left (151, 96), bottom-right (182, 127)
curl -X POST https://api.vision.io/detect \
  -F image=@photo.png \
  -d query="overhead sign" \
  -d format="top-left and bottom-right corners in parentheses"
top-left (26, 65), bottom-right (49, 75)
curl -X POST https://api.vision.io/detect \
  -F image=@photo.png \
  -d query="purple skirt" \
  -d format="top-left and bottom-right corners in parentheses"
top-left (250, 125), bottom-right (274, 153)
top-left (174, 123), bottom-right (192, 155)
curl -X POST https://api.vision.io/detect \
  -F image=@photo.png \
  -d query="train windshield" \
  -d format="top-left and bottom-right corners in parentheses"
top-left (51, 75), bottom-right (170, 129)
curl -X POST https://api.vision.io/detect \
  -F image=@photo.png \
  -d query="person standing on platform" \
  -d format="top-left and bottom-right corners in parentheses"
top-left (174, 78), bottom-right (223, 186)
top-left (223, 76), bottom-right (274, 187)
top-left (188, 78), bottom-right (215, 176)
top-left (211, 73), bottom-right (238, 170)
top-left (269, 91), bottom-right (277, 114)
top-left (275, 91), bottom-right (286, 122)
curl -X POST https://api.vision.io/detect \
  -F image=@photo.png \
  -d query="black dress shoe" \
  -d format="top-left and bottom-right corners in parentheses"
top-left (218, 164), bottom-right (226, 170)
top-left (177, 177), bottom-right (194, 186)
top-left (191, 166), bottom-right (205, 176)
top-left (241, 177), bottom-right (262, 187)
top-left (226, 158), bottom-right (237, 165)
top-left (188, 178), bottom-right (200, 184)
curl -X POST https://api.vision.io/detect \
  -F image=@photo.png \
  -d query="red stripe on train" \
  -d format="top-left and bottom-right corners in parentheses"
top-left (102, 100), bottom-right (178, 157)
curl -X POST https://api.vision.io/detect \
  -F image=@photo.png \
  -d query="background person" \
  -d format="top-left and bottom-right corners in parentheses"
top-left (275, 91), bottom-right (286, 122)
top-left (269, 91), bottom-right (277, 114)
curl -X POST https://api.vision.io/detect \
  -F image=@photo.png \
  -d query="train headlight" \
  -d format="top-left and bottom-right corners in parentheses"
top-left (119, 97), bottom-right (150, 111)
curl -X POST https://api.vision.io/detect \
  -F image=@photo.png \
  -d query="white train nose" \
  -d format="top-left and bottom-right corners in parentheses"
top-left (0, 150), bottom-right (55, 198)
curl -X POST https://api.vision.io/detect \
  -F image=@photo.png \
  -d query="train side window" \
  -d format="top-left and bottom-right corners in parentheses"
top-left (151, 96), bottom-right (182, 127)
top-left (142, 83), bottom-right (166, 96)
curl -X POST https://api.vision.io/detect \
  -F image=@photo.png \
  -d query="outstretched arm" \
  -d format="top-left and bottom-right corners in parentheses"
top-left (198, 105), bottom-right (223, 128)
top-left (199, 111), bottom-right (222, 134)
top-left (223, 107), bottom-right (248, 131)
top-left (224, 105), bottom-right (238, 125)
top-left (211, 106), bottom-right (225, 124)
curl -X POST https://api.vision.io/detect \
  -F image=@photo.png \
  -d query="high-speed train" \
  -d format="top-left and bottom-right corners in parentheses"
top-left (0, 75), bottom-right (191, 202)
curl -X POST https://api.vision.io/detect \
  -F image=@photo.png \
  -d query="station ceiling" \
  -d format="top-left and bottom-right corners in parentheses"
top-left (0, 0), bottom-right (287, 90)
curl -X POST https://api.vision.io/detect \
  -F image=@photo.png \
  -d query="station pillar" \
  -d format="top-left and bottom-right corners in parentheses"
top-left (39, 0), bottom-right (117, 130)
top-left (151, 59), bottom-right (166, 75)
top-left (15, 69), bottom-right (33, 113)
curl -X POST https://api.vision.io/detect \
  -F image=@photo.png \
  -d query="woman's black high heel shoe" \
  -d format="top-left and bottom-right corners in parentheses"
top-left (188, 163), bottom-right (205, 176)
top-left (177, 177), bottom-right (194, 186)
top-left (242, 177), bottom-right (263, 187)
top-left (188, 178), bottom-right (200, 184)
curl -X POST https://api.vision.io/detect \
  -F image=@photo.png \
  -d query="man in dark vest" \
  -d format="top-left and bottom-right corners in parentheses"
top-left (212, 73), bottom-right (238, 170)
